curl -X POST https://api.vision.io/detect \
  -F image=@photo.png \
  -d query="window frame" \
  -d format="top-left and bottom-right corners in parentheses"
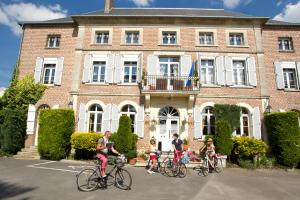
top-left (200, 58), bottom-right (216, 85)
top-left (235, 108), bottom-right (250, 137)
top-left (158, 28), bottom-right (180, 46)
top-left (91, 28), bottom-right (113, 45)
top-left (121, 28), bottom-right (143, 45)
top-left (92, 61), bottom-right (106, 83)
top-left (232, 58), bottom-right (247, 86)
top-left (47, 35), bottom-right (61, 48)
top-left (42, 58), bottom-right (58, 85)
top-left (281, 62), bottom-right (299, 90)
top-left (226, 30), bottom-right (248, 47)
top-left (278, 37), bottom-right (294, 51)
top-left (123, 61), bottom-right (138, 84)
top-left (202, 106), bottom-right (215, 136)
top-left (87, 104), bottom-right (103, 133)
top-left (89, 55), bottom-right (108, 85)
top-left (120, 104), bottom-right (137, 133)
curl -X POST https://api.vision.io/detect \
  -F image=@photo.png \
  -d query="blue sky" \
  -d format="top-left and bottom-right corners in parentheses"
top-left (0, 0), bottom-right (300, 87)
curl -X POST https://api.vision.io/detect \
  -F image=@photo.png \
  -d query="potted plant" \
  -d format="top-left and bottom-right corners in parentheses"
top-left (125, 150), bottom-right (138, 165)
top-left (193, 70), bottom-right (199, 87)
top-left (183, 138), bottom-right (190, 151)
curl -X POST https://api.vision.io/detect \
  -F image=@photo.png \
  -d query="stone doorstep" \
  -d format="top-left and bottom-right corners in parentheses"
top-left (133, 160), bottom-right (203, 168)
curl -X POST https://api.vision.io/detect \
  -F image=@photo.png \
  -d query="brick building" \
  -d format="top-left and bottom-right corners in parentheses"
top-left (20, 0), bottom-right (300, 151)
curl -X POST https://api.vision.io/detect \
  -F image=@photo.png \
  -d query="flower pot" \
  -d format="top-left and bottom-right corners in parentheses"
top-left (129, 158), bottom-right (137, 165)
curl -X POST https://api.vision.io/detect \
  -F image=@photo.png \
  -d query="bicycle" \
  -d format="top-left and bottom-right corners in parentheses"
top-left (76, 155), bottom-right (132, 192)
top-left (164, 151), bottom-right (187, 178)
top-left (195, 153), bottom-right (223, 177)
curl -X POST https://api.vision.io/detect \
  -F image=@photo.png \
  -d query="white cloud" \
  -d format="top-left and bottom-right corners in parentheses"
top-left (274, 1), bottom-right (300, 22)
top-left (129, 0), bottom-right (155, 7)
top-left (0, 2), bottom-right (68, 36)
top-left (223, 0), bottom-right (252, 9)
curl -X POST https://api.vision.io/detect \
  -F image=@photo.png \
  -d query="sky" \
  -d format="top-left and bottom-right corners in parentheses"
top-left (0, 0), bottom-right (300, 88)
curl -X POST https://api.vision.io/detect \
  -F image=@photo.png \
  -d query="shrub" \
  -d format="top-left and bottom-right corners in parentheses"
top-left (214, 104), bottom-right (241, 131)
top-left (215, 120), bottom-right (233, 156)
top-left (71, 132), bottom-right (103, 152)
top-left (125, 150), bottom-right (137, 160)
top-left (265, 112), bottom-right (300, 168)
top-left (0, 108), bottom-right (27, 154)
top-left (114, 115), bottom-right (134, 153)
top-left (38, 109), bottom-right (74, 160)
top-left (237, 158), bottom-right (256, 170)
top-left (260, 155), bottom-right (276, 168)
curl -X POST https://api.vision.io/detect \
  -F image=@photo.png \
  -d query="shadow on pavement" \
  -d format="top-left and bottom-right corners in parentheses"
top-left (0, 180), bottom-right (37, 200)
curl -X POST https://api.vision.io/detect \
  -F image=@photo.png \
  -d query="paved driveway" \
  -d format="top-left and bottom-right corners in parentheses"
top-left (0, 158), bottom-right (299, 200)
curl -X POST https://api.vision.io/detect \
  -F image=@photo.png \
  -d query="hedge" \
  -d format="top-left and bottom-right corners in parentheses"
top-left (214, 104), bottom-right (241, 131)
top-left (265, 112), bottom-right (300, 168)
top-left (214, 120), bottom-right (233, 156)
top-left (38, 109), bottom-right (74, 160)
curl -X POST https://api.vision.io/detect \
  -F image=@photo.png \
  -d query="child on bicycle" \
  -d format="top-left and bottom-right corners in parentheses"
top-left (172, 133), bottom-right (183, 164)
top-left (147, 137), bottom-right (158, 174)
top-left (206, 138), bottom-right (216, 167)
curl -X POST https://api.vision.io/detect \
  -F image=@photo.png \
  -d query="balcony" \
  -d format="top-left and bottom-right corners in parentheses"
top-left (141, 75), bottom-right (200, 95)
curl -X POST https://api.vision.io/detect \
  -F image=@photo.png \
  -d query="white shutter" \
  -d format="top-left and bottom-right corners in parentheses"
top-left (225, 56), bottom-right (233, 86)
top-left (135, 104), bottom-right (145, 138)
top-left (247, 57), bottom-right (257, 86)
top-left (274, 61), bottom-right (284, 89)
top-left (26, 104), bottom-right (36, 135)
top-left (78, 103), bottom-right (86, 132)
top-left (55, 57), bottom-right (64, 85)
top-left (114, 54), bottom-right (123, 83)
top-left (82, 54), bottom-right (92, 83)
top-left (147, 55), bottom-right (158, 75)
top-left (106, 54), bottom-right (114, 83)
top-left (252, 107), bottom-right (261, 139)
top-left (111, 104), bottom-right (119, 133)
top-left (216, 56), bottom-right (225, 85)
top-left (296, 62), bottom-right (300, 87)
top-left (180, 55), bottom-right (192, 76)
top-left (102, 104), bottom-right (112, 132)
top-left (197, 57), bottom-right (202, 84)
top-left (34, 57), bottom-right (43, 83)
top-left (137, 54), bottom-right (143, 83)
top-left (194, 107), bottom-right (202, 139)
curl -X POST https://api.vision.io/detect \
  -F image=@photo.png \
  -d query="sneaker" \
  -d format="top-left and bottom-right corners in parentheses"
top-left (147, 170), bottom-right (155, 174)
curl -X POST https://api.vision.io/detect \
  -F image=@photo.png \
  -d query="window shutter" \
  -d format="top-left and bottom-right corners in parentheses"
top-left (135, 104), bottom-right (145, 138)
top-left (78, 103), bottom-right (86, 132)
top-left (197, 58), bottom-right (202, 84)
top-left (194, 107), bottom-right (202, 139)
top-left (252, 107), bottom-right (261, 139)
top-left (114, 54), bottom-right (123, 83)
top-left (26, 104), bottom-right (36, 135)
top-left (111, 104), bottom-right (119, 133)
top-left (147, 55), bottom-right (158, 75)
top-left (296, 62), bottom-right (300, 87)
top-left (34, 57), bottom-right (43, 83)
top-left (274, 61), bottom-right (284, 89)
top-left (82, 54), bottom-right (92, 83)
top-left (55, 57), bottom-right (64, 86)
top-left (102, 104), bottom-right (112, 132)
top-left (225, 56), bottom-right (233, 86)
top-left (106, 54), bottom-right (114, 84)
top-left (180, 55), bottom-right (192, 76)
top-left (216, 56), bottom-right (225, 85)
top-left (247, 57), bottom-right (257, 86)
top-left (137, 54), bottom-right (143, 83)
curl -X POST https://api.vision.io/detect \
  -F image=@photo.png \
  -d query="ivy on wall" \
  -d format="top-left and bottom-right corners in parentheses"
top-left (214, 104), bottom-right (241, 131)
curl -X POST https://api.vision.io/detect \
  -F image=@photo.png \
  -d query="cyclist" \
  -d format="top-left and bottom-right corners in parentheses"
top-left (206, 138), bottom-right (216, 167)
top-left (172, 133), bottom-right (183, 165)
top-left (96, 131), bottom-right (120, 177)
top-left (147, 137), bottom-right (158, 174)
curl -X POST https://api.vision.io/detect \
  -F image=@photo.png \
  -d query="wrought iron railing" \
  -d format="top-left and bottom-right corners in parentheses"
top-left (141, 75), bottom-right (200, 92)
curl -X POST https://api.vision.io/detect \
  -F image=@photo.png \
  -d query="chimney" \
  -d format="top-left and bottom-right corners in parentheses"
top-left (104, 0), bottom-right (113, 13)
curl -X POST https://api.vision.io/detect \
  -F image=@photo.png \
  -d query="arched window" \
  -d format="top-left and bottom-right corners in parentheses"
top-left (202, 106), bottom-right (215, 135)
top-left (236, 108), bottom-right (250, 136)
top-left (121, 105), bottom-right (136, 132)
top-left (88, 104), bottom-right (103, 133)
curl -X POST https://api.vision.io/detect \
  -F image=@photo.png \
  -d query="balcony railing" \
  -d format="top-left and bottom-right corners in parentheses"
top-left (141, 75), bottom-right (200, 92)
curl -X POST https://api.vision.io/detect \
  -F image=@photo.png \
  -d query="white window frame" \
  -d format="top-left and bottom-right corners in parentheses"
top-left (121, 28), bottom-right (143, 45)
top-left (121, 55), bottom-right (139, 85)
top-left (47, 35), bottom-right (60, 48)
top-left (123, 61), bottom-right (138, 84)
top-left (158, 28), bottom-right (180, 45)
top-left (232, 58), bottom-right (247, 86)
top-left (42, 58), bottom-right (58, 85)
top-left (91, 28), bottom-right (113, 45)
top-left (226, 30), bottom-right (248, 47)
top-left (120, 104), bottom-right (137, 132)
top-left (279, 37), bottom-right (293, 51)
top-left (90, 55), bottom-right (108, 84)
top-left (200, 57), bottom-right (216, 85)
top-left (281, 62), bottom-right (299, 89)
top-left (92, 61), bottom-right (106, 83)
top-left (87, 104), bottom-right (103, 133)
top-left (234, 108), bottom-right (250, 136)
top-left (202, 106), bottom-right (215, 135)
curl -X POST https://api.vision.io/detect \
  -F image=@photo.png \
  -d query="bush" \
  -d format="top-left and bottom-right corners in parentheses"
top-left (260, 155), bottom-right (276, 168)
top-left (215, 120), bottom-right (233, 156)
top-left (38, 109), bottom-right (74, 160)
top-left (237, 158), bottom-right (256, 170)
top-left (125, 150), bottom-right (137, 160)
top-left (265, 112), bottom-right (300, 168)
top-left (214, 104), bottom-right (241, 131)
top-left (0, 108), bottom-right (27, 154)
top-left (114, 115), bottom-right (135, 154)
top-left (71, 132), bottom-right (103, 152)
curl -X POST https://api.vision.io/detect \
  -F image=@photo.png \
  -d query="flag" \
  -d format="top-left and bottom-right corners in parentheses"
top-left (186, 62), bottom-right (195, 86)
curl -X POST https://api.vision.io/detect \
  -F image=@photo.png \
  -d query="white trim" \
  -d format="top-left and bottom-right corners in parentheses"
top-left (198, 102), bottom-right (215, 112)
top-left (158, 28), bottom-right (181, 45)
top-left (121, 28), bottom-right (143, 45)
top-left (195, 28), bottom-right (218, 46)
top-left (118, 100), bottom-right (139, 112)
top-left (226, 29), bottom-right (249, 47)
top-left (91, 28), bottom-right (113, 45)
top-left (85, 100), bottom-right (106, 111)
top-left (236, 103), bottom-right (253, 114)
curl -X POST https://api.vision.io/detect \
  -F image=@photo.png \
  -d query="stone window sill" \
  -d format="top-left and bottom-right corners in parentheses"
top-left (229, 85), bottom-right (254, 89)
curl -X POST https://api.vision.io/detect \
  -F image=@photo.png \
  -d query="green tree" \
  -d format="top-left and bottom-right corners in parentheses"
top-left (215, 120), bottom-right (233, 156)
top-left (214, 104), bottom-right (241, 131)
top-left (114, 115), bottom-right (134, 153)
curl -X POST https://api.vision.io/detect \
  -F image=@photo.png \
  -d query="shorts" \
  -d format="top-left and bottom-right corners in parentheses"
top-left (96, 154), bottom-right (108, 170)
top-left (150, 155), bottom-right (157, 160)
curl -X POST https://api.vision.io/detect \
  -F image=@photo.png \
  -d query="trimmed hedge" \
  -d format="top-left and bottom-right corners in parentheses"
top-left (265, 112), bottom-right (300, 168)
top-left (0, 108), bottom-right (27, 154)
top-left (38, 109), bottom-right (74, 160)
top-left (214, 104), bottom-right (241, 131)
top-left (215, 120), bottom-right (233, 156)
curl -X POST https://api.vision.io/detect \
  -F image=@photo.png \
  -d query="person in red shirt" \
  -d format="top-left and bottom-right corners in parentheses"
top-left (172, 133), bottom-right (183, 164)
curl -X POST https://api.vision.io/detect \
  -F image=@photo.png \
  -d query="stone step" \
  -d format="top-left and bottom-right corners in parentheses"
top-left (13, 146), bottom-right (40, 160)
top-left (135, 160), bottom-right (203, 168)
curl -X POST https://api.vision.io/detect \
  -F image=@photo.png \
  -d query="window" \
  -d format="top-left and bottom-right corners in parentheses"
top-left (229, 33), bottom-right (244, 46)
top-left (199, 32), bottom-right (214, 45)
top-left (124, 61), bottom-right (137, 83)
top-left (279, 37), bottom-right (293, 51)
top-left (233, 60), bottom-right (246, 85)
top-left (95, 32), bottom-right (109, 44)
top-left (236, 108), bottom-right (250, 136)
top-left (121, 105), bottom-right (136, 132)
top-left (201, 59), bottom-right (215, 84)
top-left (88, 104), bottom-right (103, 133)
top-left (125, 31), bottom-right (139, 44)
top-left (42, 64), bottom-right (56, 84)
top-left (283, 68), bottom-right (298, 89)
top-left (162, 32), bottom-right (177, 45)
top-left (47, 36), bottom-right (60, 48)
top-left (202, 106), bottom-right (215, 135)
top-left (92, 61), bottom-right (106, 83)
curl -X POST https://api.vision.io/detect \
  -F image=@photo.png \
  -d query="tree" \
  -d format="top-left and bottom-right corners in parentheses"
top-left (215, 120), bottom-right (233, 156)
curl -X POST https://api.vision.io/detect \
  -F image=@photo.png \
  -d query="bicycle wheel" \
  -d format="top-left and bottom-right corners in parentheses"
top-left (202, 167), bottom-right (209, 177)
top-left (177, 163), bottom-right (187, 178)
top-left (115, 168), bottom-right (132, 190)
top-left (164, 160), bottom-right (175, 177)
top-left (214, 158), bottom-right (223, 173)
top-left (76, 168), bottom-right (99, 192)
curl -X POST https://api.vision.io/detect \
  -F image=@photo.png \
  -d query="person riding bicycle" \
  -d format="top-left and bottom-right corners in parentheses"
top-left (172, 133), bottom-right (183, 164)
top-left (147, 137), bottom-right (158, 174)
top-left (206, 138), bottom-right (216, 167)
top-left (96, 131), bottom-right (120, 177)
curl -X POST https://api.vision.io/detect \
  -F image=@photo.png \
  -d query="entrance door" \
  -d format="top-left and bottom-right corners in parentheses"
top-left (158, 106), bottom-right (180, 151)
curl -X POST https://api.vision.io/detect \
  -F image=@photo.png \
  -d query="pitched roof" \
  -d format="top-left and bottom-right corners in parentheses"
top-left (266, 19), bottom-right (300, 27)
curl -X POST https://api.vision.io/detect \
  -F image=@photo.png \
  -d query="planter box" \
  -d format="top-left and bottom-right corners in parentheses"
top-left (218, 155), bottom-right (227, 168)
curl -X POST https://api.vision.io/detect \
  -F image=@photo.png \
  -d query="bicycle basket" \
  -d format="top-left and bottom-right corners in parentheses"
top-left (115, 156), bottom-right (126, 168)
